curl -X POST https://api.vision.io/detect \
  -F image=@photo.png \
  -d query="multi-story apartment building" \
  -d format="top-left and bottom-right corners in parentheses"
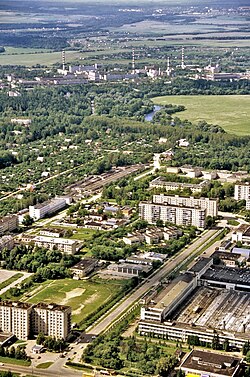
top-left (0, 235), bottom-right (14, 251)
top-left (234, 183), bottom-right (250, 209)
top-left (0, 301), bottom-right (32, 340)
top-left (32, 235), bottom-right (78, 254)
top-left (29, 197), bottom-right (68, 221)
top-left (0, 215), bottom-right (18, 235)
top-left (33, 303), bottom-right (71, 340)
top-left (153, 194), bottom-right (218, 217)
top-left (139, 202), bottom-right (206, 228)
top-left (0, 301), bottom-right (71, 340)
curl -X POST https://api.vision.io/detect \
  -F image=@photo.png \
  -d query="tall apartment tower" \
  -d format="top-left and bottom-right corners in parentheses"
top-left (0, 301), bottom-right (32, 340)
top-left (181, 47), bottom-right (186, 69)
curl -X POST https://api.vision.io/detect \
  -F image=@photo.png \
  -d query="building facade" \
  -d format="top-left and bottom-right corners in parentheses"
top-left (139, 202), bottom-right (206, 228)
top-left (0, 215), bottom-right (18, 235)
top-left (0, 301), bottom-right (71, 340)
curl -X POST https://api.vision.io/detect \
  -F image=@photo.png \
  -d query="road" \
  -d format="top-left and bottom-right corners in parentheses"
top-left (0, 363), bottom-right (82, 377)
top-left (0, 271), bottom-right (32, 296)
top-left (0, 227), bottom-right (221, 376)
top-left (86, 228), bottom-right (219, 335)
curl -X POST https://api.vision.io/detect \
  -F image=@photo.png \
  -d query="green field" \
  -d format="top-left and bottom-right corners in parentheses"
top-left (25, 278), bottom-right (127, 323)
top-left (152, 95), bottom-right (250, 136)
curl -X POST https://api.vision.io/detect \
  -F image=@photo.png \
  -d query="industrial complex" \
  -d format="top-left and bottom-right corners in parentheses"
top-left (139, 257), bottom-right (250, 349)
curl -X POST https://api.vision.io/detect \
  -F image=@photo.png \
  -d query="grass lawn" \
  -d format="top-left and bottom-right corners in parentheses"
top-left (25, 278), bottom-right (127, 323)
top-left (152, 95), bottom-right (250, 136)
top-left (36, 361), bottom-right (53, 369)
top-left (0, 356), bottom-right (31, 366)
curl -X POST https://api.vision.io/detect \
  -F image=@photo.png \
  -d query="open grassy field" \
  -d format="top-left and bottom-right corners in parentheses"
top-left (25, 278), bottom-right (127, 323)
top-left (152, 95), bottom-right (250, 136)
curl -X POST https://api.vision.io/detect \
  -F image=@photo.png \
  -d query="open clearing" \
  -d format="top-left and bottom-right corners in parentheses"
top-left (25, 278), bottom-right (127, 323)
top-left (152, 95), bottom-right (250, 136)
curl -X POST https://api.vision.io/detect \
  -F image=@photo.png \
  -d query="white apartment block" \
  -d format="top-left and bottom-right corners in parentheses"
top-left (153, 194), bottom-right (218, 217)
top-left (32, 235), bottom-right (78, 254)
top-left (0, 301), bottom-right (71, 340)
top-left (139, 202), bottom-right (206, 228)
top-left (234, 183), bottom-right (250, 201)
top-left (33, 303), bottom-right (71, 340)
top-left (29, 198), bottom-right (67, 221)
top-left (0, 215), bottom-right (18, 235)
top-left (0, 235), bottom-right (14, 251)
top-left (0, 301), bottom-right (32, 340)
top-left (149, 177), bottom-right (208, 193)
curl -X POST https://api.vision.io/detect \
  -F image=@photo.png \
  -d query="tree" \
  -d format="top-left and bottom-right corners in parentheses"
top-left (22, 214), bottom-right (34, 226)
top-left (37, 332), bottom-right (45, 345)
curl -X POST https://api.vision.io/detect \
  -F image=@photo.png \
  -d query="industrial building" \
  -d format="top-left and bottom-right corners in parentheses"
top-left (139, 258), bottom-right (250, 349)
top-left (179, 350), bottom-right (242, 377)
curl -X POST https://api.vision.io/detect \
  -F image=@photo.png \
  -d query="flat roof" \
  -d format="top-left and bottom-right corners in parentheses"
top-left (71, 258), bottom-right (97, 270)
top-left (189, 257), bottom-right (212, 273)
top-left (34, 236), bottom-right (76, 245)
top-left (180, 350), bottom-right (241, 376)
top-left (156, 273), bottom-right (193, 309)
top-left (34, 302), bottom-right (70, 311)
top-left (201, 266), bottom-right (250, 285)
top-left (175, 287), bottom-right (250, 334)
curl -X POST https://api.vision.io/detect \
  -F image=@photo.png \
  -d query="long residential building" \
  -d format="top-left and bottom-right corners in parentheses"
top-left (23, 235), bottom-right (79, 254)
top-left (234, 182), bottom-right (250, 201)
top-left (0, 301), bottom-right (71, 340)
top-left (0, 215), bottom-right (18, 235)
top-left (139, 202), bottom-right (206, 228)
top-left (149, 177), bottom-right (209, 193)
top-left (29, 197), bottom-right (69, 221)
top-left (153, 194), bottom-right (218, 217)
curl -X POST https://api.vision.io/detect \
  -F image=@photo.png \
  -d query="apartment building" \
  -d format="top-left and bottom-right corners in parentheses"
top-left (0, 301), bottom-right (71, 340)
top-left (32, 235), bottom-right (78, 254)
top-left (0, 301), bottom-right (32, 340)
top-left (139, 202), bottom-right (206, 228)
top-left (29, 197), bottom-right (68, 221)
top-left (234, 182), bottom-right (250, 200)
top-left (33, 303), bottom-right (71, 340)
top-left (0, 215), bottom-right (18, 235)
top-left (153, 194), bottom-right (218, 217)
top-left (0, 235), bottom-right (14, 251)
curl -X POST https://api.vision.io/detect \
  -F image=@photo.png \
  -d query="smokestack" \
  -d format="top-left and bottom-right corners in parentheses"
top-left (166, 56), bottom-right (171, 76)
top-left (132, 48), bottom-right (135, 75)
top-left (62, 50), bottom-right (66, 71)
top-left (181, 47), bottom-right (186, 70)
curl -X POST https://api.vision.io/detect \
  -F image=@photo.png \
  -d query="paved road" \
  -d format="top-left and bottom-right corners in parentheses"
top-left (0, 271), bottom-right (32, 296)
top-left (87, 228), bottom-right (219, 335)
top-left (0, 363), bottom-right (82, 377)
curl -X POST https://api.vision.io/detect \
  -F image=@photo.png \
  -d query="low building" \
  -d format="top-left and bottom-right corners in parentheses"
top-left (179, 350), bottom-right (242, 377)
top-left (107, 262), bottom-right (152, 277)
top-left (40, 228), bottom-right (64, 238)
top-left (149, 177), bottom-right (209, 193)
top-left (212, 251), bottom-right (245, 267)
top-left (70, 258), bottom-right (98, 279)
top-left (0, 332), bottom-right (15, 347)
top-left (232, 224), bottom-right (250, 244)
top-left (24, 235), bottom-right (79, 254)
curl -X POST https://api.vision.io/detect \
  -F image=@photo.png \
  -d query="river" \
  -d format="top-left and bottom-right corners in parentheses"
top-left (145, 105), bottom-right (162, 121)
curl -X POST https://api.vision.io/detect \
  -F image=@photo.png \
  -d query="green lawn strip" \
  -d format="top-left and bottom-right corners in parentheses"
top-left (0, 356), bottom-right (31, 366)
top-left (0, 273), bottom-right (23, 291)
top-left (152, 95), bottom-right (250, 136)
top-left (36, 361), bottom-right (54, 369)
